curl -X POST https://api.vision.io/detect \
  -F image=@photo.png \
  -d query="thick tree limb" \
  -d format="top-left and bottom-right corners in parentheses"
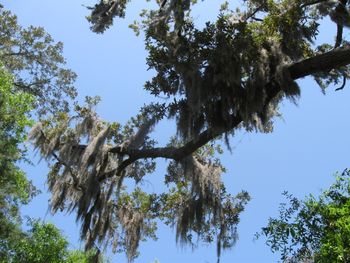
top-left (288, 45), bottom-right (350, 79)
top-left (76, 46), bottom-right (350, 179)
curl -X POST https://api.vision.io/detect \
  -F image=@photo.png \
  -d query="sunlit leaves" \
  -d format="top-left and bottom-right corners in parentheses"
top-left (0, 64), bottom-right (37, 262)
top-left (258, 169), bottom-right (350, 262)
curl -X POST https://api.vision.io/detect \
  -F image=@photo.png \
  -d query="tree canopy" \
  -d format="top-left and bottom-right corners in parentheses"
top-left (258, 169), bottom-right (350, 263)
top-left (0, 60), bottom-right (36, 262)
top-left (26, 0), bottom-right (350, 261)
top-left (4, 219), bottom-right (103, 263)
top-left (0, 5), bottom-right (77, 115)
top-left (0, 60), bottom-right (97, 263)
top-left (0, 5), bottom-right (97, 262)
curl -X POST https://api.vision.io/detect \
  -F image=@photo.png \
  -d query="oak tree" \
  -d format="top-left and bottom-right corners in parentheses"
top-left (28, 0), bottom-right (350, 261)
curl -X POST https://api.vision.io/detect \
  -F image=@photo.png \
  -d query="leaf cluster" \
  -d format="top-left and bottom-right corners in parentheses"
top-left (3, 219), bottom-right (104, 263)
top-left (0, 64), bottom-right (38, 260)
top-left (258, 169), bottom-right (350, 263)
top-left (0, 6), bottom-right (77, 115)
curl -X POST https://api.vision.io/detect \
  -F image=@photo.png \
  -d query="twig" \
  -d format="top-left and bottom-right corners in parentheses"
top-left (335, 74), bottom-right (347, 91)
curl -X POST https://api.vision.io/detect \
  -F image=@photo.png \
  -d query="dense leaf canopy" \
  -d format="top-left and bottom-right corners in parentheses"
top-left (27, 0), bottom-right (350, 261)
top-left (0, 62), bottom-right (37, 261)
top-left (4, 219), bottom-right (103, 263)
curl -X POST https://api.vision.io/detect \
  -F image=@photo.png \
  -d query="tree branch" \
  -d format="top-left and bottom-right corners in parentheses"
top-left (288, 45), bottom-right (350, 79)
top-left (75, 46), bottom-right (350, 179)
top-left (335, 24), bottom-right (344, 48)
top-left (0, 51), bottom-right (29, 58)
top-left (300, 0), bottom-right (328, 9)
top-left (123, 46), bottom-right (350, 157)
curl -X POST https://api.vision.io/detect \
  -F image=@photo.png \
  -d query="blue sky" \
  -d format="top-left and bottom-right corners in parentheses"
top-left (4, 1), bottom-right (350, 262)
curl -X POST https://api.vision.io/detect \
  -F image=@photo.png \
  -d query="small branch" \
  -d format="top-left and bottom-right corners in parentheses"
top-left (14, 77), bottom-right (53, 96)
top-left (335, 74), bottom-right (347, 90)
top-left (243, 4), bottom-right (264, 22)
top-left (251, 17), bottom-right (263, 22)
top-left (161, 0), bottom-right (167, 8)
top-left (300, 0), bottom-right (328, 9)
top-left (335, 24), bottom-right (344, 48)
top-left (0, 51), bottom-right (29, 58)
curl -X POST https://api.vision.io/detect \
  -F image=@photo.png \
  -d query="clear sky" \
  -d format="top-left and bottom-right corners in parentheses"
top-left (4, 1), bottom-right (350, 262)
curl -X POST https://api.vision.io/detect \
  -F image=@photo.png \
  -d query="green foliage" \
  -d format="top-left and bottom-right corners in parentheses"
top-left (0, 62), bottom-right (34, 202)
top-left (10, 220), bottom-right (69, 263)
top-left (0, 7), bottom-right (95, 263)
top-left (26, 0), bottom-right (350, 261)
top-left (66, 249), bottom-right (101, 263)
top-left (0, 63), bottom-right (38, 261)
top-left (2, 219), bottom-right (102, 263)
top-left (258, 169), bottom-right (350, 263)
top-left (87, 0), bottom-right (131, 33)
top-left (0, 6), bottom-right (77, 115)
